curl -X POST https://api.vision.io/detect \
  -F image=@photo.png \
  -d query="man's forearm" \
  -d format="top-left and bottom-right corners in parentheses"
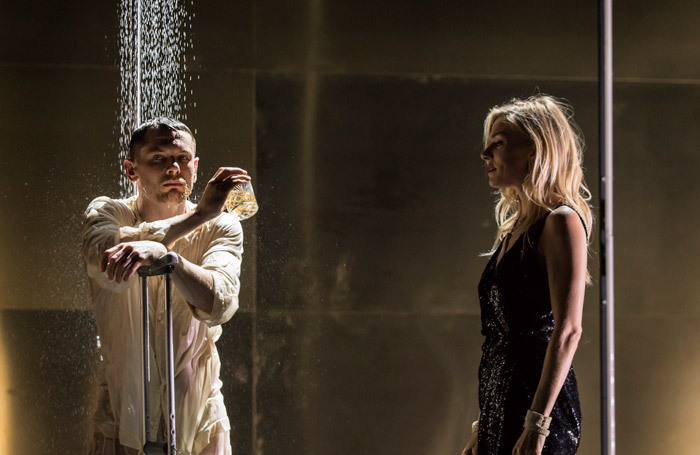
top-left (171, 254), bottom-right (216, 314)
top-left (118, 210), bottom-right (214, 248)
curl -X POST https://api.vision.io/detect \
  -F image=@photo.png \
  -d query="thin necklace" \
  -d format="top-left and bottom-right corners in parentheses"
top-left (502, 218), bottom-right (521, 255)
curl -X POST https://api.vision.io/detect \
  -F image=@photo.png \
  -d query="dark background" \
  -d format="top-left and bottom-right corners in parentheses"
top-left (2, 1), bottom-right (700, 454)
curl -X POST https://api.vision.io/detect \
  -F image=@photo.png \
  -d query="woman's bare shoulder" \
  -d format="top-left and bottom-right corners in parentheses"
top-left (541, 205), bottom-right (586, 250)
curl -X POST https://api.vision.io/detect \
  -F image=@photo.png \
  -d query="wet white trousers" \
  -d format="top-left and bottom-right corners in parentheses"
top-left (90, 430), bottom-right (232, 455)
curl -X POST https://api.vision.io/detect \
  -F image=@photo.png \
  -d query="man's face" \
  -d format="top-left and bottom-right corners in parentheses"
top-left (124, 128), bottom-right (199, 204)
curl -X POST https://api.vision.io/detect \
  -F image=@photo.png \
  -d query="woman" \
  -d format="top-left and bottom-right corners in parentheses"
top-left (461, 95), bottom-right (592, 455)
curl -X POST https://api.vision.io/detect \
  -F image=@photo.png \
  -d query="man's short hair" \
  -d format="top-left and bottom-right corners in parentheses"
top-left (128, 117), bottom-right (196, 160)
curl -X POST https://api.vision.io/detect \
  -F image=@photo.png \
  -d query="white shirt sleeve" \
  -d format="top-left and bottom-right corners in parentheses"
top-left (82, 196), bottom-right (139, 293)
top-left (117, 219), bottom-right (170, 242)
top-left (187, 213), bottom-right (244, 327)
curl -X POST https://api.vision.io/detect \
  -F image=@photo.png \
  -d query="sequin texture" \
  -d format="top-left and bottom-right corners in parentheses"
top-left (476, 212), bottom-right (582, 455)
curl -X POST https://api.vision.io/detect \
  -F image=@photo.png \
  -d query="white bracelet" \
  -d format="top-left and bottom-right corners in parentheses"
top-left (523, 409), bottom-right (551, 437)
top-left (471, 420), bottom-right (479, 433)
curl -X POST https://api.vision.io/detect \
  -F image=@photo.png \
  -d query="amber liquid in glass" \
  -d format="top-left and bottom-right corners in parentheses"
top-left (225, 188), bottom-right (258, 220)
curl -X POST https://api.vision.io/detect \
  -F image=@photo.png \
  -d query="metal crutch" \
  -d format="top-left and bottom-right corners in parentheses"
top-left (138, 252), bottom-right (179, 455)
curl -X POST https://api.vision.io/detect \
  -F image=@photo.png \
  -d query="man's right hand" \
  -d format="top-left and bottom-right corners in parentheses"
top-left (101, 240), bottom-right (168, 283)
top-left (195, 167), bottom-right (251, 220)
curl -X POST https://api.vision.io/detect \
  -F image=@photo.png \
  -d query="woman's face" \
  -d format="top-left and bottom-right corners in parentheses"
top-left (481, 117), bottom-right (534, 189)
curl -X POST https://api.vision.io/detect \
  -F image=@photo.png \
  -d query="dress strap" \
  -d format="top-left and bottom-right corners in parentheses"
top-left (554, 203), bottom-right (589, 238)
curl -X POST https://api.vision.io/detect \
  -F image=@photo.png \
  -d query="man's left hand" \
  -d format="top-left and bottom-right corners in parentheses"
top-left (512, 429), bottom-right (545, 455)
top-left (101, 241), bottom-right (168, 283)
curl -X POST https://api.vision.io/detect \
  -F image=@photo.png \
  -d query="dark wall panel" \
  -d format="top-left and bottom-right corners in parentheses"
top-left (0, 66), bottom-right (119, 310)
top-left (3, 0), bottom-right (700, 454)
top-left (255, 313), bottom-right (483, 455)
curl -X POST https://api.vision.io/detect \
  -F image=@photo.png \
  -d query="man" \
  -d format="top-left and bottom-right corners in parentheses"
top-left (82, 117), bottom-right (250, 455)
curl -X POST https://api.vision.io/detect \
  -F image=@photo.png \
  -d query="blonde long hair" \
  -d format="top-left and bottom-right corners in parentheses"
top-left (484, 95), bottom-right (593, 253)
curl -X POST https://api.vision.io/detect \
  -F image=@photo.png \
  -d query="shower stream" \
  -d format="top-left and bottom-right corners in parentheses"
top-left (119, 0), bottom-right (194, 196)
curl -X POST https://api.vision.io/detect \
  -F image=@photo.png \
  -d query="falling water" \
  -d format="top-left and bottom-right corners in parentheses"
top-left (118, 0), bottom-right (194, 196)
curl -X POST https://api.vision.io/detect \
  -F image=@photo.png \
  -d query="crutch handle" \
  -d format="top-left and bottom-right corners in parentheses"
top-left (138, 252), bottom-right (179, 277)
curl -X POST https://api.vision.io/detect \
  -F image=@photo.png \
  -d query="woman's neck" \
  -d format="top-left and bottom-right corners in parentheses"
top-left (514, 187), bottom-right (532, 218)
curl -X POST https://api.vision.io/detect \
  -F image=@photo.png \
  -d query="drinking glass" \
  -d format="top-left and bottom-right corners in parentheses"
top-left (225, 181), bottom-right (258, 220)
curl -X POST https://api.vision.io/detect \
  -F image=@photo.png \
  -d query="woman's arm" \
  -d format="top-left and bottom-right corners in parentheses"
top-left (461, 412), bottom-right (481, 455)
top-left (513, 206), bottom-right (587, 454)
top-left (531, 206), bottom-right (587, 414)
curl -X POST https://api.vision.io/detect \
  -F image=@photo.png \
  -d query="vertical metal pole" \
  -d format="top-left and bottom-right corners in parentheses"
top-left (132, 0), bottom-right (141, 196)
top-left (134, 0), bottom-right (141, 128)
top-left (141, 275), bottom-right (151, 444)
top-left (139, 254), bottom-right (178, 454)
top-left (135, 2), bottom-right (147, 447)
top-left (165, 273), bottom-right (177, 455)
top-left (599, 0), bottom-right (616, 454)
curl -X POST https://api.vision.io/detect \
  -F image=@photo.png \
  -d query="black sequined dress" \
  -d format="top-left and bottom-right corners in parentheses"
top-left (477, 211), bottom-right (582, 455)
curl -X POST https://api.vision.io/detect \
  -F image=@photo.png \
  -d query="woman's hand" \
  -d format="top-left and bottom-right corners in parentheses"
top-left (512, 429), bottom-right (545, 455)
top-left (461, 430), bottom-right (479, 455)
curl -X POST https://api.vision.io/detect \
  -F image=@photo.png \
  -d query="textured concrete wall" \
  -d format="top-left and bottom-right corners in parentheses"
top-left (1, 1), bottom-right (699, 454)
